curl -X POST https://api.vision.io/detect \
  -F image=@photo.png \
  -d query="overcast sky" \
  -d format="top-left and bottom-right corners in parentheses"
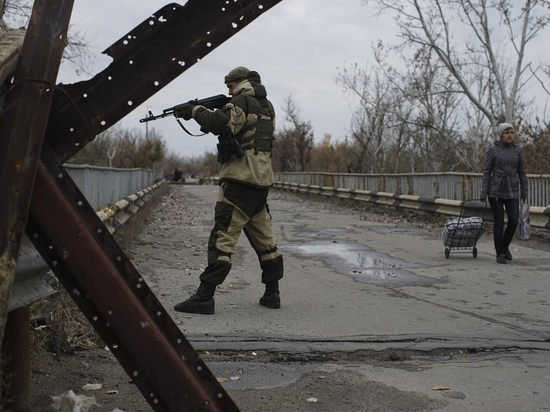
top-left (56, 0), bottom-right (394, 158)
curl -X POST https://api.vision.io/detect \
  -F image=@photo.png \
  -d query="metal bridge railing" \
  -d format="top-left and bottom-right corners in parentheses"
top-left (273, 173), bottom-right (550, 230)
top-left (274, 172), bottom-right (550, 208)
top-left (13, 167), bottom-right (161, 313)
top-left (65, 164), bottom-right (156, 211)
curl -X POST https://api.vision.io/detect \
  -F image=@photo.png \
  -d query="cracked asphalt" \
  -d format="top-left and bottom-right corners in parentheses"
top-left (124, 184), bottom-right (550, 412)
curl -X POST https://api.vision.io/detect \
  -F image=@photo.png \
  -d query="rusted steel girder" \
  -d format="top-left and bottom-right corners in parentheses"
top-left (1, 307), bottom-right (30, 412)
top-left (45, 0), bottom-right (283, 163)
top-left (28, 145), bottom-right (237, 410)
top-left (0, 0), bottom-right (73, 342)
top-left (20, 0), bottom-right (282, 410)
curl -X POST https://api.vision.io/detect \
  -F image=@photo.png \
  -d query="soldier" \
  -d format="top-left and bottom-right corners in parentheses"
top-left (173, 67), bottom-right (284, 314)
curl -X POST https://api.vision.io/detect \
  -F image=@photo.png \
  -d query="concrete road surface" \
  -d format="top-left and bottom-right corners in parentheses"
top-left (134, 185), bottom-right (550, 412)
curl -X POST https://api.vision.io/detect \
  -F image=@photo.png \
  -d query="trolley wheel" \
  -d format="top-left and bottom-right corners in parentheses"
top-left (445, 248), bottom-right (450, 258)
top-left (473, 247), bottom-right (478, 258)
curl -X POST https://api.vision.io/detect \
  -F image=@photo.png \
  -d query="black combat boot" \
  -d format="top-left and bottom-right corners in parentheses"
top-left (259, 280), bottom-right (281, 309)
top-left (174, 282), bottom-right (216, 314)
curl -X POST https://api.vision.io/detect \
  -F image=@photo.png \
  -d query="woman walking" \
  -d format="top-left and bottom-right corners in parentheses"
top-left (481, 123), bottom-right (528, 264)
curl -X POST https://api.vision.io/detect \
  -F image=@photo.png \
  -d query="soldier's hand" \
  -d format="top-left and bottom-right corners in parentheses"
top-left (176, 104), bottom-right (194, 120)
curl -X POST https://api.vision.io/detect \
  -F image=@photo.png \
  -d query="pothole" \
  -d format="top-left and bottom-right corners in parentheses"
top-left (282, 241), bottom-right (441, 287)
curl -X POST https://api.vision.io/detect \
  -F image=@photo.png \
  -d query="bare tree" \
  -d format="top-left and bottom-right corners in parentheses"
top-left (272, 128), bottom-right (297, 172)
top-left (116, 128), bottom-right (166, 169)
top-left (67, 124), bottom-right (167, 170)
top-left (362, 0), bottom-right (550, 130)
top-left (338, 49), bottom-right (462, 173)
top-left (1, 0), bottom-right (96, 75)
top-left (277, 96), bottom-right (314, 172)
top-left (401, 47), bottom-right (465, 171)
top-left (0, 0), bottom-right (29, 28)
top-left (67, 125), bottom-right (119, 166)
top-left (336, 63), bottom-right (398, 172)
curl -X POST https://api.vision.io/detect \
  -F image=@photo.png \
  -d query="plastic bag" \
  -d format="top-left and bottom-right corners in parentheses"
top-left (518, 202), bottom-right (530, 240)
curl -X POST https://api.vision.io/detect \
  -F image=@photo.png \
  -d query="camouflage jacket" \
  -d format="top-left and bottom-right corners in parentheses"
top-left (191, 72), bottom-right (276, 188)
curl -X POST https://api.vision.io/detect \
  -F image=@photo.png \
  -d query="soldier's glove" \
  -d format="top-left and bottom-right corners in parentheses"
top-left (176, 103), bottom-right (194, 120)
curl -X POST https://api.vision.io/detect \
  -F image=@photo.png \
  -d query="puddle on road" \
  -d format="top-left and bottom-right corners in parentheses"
top-left (282, 241), bottom-right (437, 287)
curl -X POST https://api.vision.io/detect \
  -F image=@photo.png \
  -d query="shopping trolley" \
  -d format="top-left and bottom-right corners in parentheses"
top-left (441, 199), bottom-right (487, 258)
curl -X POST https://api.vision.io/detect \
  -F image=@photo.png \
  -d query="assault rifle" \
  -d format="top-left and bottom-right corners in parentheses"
top-left (139, 94), bottom-right (231, 123)
top-left (139, 93), bottom-right (243, 164)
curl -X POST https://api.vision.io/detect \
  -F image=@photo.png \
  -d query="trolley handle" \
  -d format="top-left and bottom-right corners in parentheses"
top-left (458, 198), bottom-right (488, 221)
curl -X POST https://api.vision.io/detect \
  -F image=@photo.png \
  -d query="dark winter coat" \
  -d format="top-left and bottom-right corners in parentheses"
top-left (481, 140), bottom-right (528, 200)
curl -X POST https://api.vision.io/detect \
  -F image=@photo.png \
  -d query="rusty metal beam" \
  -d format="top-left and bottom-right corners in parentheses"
top-left (1, 307), bottom-right (31, 412)
top-left (0, 0), bottom-right (73, 341)
top-left (27, 144), bottom-right (239, 411)
top-left (45, 0), bottom-right (283, 163)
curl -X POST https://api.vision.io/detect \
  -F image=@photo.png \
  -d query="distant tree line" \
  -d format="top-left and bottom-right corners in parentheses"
top-left (67, 125), bottom-right (166, 171)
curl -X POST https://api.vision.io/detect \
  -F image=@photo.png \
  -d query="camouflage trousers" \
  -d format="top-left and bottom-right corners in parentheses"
top-left (199, 180), bottom-right (284, 286)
